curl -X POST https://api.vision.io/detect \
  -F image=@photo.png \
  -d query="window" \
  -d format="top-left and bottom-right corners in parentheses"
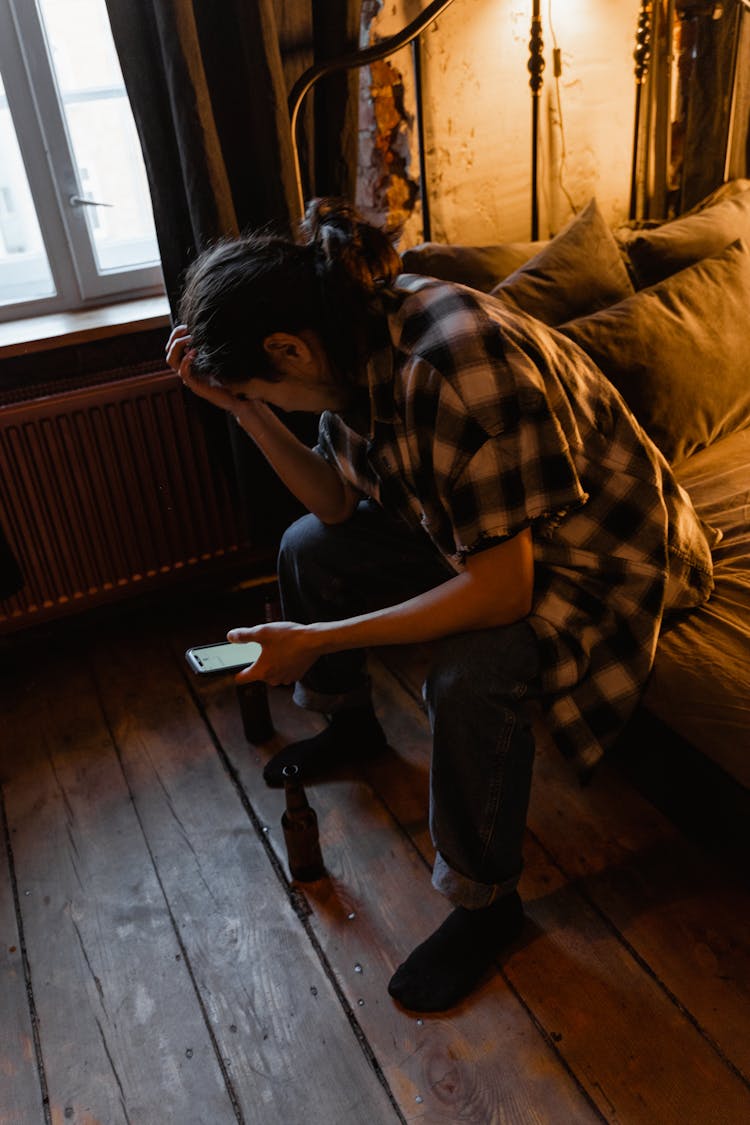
top-left (0, 0), bottom-right (163, 322)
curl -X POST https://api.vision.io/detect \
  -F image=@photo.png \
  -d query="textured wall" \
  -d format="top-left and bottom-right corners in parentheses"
top-left (357, 0), bottom-right (641, 247)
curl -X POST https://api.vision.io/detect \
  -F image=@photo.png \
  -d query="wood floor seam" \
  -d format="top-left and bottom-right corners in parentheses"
top-left (1, 784), bottom-right (52, 1125)
top-left (496, 964), bottom-right (610, 1124)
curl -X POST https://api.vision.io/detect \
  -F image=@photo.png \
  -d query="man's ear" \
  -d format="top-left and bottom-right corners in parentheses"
top-left (263, 332), bottom-right (309, 362)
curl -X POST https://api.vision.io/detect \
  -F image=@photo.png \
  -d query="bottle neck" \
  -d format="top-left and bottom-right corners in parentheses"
top-left (283, 777), bottom-right (310, 814)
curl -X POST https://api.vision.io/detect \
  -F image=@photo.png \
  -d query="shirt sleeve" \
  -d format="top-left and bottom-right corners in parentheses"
top-left (313, 410), bottom-right (336, 465)
top-left (437, 367), bottom-right (589, 558)
top-left (313, 410), bottom-right (376, 500)
top-left (443, 437), bottom-right (578, 556)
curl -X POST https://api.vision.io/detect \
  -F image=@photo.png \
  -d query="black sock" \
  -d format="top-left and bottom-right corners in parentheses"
top-left (387, 892), bottom-right (524, 1012)
top-left (262, 703), bottom-right (387, 787)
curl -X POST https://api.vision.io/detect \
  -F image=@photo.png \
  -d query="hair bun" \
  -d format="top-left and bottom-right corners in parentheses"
top-left (301, 197), bottom-right (400, 294)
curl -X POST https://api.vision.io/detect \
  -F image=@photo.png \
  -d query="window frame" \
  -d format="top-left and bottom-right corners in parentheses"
top-left (0, 0), bottom-right (164, 324)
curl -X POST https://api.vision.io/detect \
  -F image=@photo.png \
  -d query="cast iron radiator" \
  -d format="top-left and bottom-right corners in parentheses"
top-left (0, 370), bottom-right (246, 632)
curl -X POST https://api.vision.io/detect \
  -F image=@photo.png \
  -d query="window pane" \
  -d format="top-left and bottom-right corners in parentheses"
top-left (38, 0), bottom-right (160, 275)
top-left (0, 70), bottom-right (56, 305)
top-left (64, 97), bottom-right (160, 273)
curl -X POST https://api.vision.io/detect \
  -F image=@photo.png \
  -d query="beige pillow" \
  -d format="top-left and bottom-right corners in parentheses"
top-left (682, 177), bottom-right (750, 213)
top-left (400, 240), bottom-right (545, 292)
top-left (490, 198), bottom-right (635, 326)
top-left (622, 186), bottom-right (750, 288)
top-left (615, 179), bottom-right (750, 248)
top-left (559, 239), bottom-right (750, 465)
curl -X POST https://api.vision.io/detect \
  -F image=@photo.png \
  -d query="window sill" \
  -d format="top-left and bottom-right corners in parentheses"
top-left (0, 296), bottom-right (172, 359)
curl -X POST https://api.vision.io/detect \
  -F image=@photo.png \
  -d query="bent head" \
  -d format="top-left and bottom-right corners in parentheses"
top-left (178, 198), bottom-right (401, 413)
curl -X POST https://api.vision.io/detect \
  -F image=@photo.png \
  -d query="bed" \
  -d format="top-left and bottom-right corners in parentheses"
top-left (399, 181), bottom-right (750, 838)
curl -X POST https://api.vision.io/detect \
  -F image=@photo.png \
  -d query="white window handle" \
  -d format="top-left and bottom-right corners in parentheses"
top-left (69, 194), bottom-right (113, 208)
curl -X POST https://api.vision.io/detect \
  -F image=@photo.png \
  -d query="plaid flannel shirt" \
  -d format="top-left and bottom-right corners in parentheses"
top-left (315, 276), bottom-right (717, 777)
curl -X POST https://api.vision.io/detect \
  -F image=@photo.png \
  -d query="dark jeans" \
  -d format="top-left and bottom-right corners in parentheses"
top-left (278, 501), bottom-right (541, 908)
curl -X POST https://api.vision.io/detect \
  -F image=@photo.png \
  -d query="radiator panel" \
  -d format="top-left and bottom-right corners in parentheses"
top-left (0, 371), bottom-right (247, 631)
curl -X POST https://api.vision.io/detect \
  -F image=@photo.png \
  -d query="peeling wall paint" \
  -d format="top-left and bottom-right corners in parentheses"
top-left (357, 51), bottom-right (419, 232)
top-left (357, 0), bottom-right (422, 242)
top-left (356, 0), bottom-right (641, 247)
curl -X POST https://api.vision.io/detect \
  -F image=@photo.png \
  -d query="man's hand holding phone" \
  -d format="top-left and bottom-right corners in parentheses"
top-left (227, 623), bottom-right (321, 687)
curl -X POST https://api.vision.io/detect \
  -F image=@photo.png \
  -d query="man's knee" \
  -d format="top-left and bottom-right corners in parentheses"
top-left (278, 513), bottom-right (326, 570)
top-left (424, 635), bottom-right (482, 711)
top-left (424, 626), bottom-right (540, 712)
top-left (277, 513), bottom-right (362, 610)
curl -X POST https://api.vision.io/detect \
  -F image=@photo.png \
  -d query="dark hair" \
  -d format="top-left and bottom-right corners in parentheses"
top-left (177, 198), bottom-right (401, 387)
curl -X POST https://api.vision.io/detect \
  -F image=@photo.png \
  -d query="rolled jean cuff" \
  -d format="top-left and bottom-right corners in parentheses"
top-left (431, 851), bottom-right (521, 909)
top-left (293, 677), bottom-right (373, 715)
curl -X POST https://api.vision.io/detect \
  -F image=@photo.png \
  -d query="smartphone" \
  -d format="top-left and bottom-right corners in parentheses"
top-left (185, 640), bottom-right (262, 675)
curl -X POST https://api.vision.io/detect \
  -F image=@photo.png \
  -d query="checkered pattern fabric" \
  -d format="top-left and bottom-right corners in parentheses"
top-left (315, 276), bottom-right (717, 777)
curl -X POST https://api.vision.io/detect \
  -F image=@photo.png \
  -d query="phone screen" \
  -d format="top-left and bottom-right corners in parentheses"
top-left (186, 641), bottom-right (262, 673)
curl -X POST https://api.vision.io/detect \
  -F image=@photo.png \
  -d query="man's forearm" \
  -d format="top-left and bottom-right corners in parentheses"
top-left (309, 565), bottom-right (530, 656)
top-left (228, 530), bottom-right (534, 687)
top-left (234, 402), bottom-right (355, 524)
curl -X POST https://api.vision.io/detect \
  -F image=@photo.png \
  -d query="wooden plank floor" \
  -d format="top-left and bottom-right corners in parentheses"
top-left (1, 584), bottom-right (749, 1125)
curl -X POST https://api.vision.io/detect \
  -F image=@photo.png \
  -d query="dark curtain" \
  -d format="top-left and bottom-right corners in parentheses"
top-left (727, 4), bottom-right (750, 181)
top-left (632, 0), bottom-right (749, 220)
top-left (103, 0), bottom-right (359, 546)
top-left (313, 0), bottom-right (361, 199)
top-left (679, 0), bottom-right (747, 211)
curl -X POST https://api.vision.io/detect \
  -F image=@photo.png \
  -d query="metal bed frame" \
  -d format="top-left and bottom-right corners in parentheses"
top-left (288, 0), bottom-right (748, 240)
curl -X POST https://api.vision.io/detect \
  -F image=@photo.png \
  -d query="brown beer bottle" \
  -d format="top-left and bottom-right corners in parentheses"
top-left (236, 680), bottom-right (274, 744)
top-left (281, 764), bottom-right (325, 882)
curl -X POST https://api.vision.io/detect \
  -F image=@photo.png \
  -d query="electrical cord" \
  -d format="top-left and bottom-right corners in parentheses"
top-left (547, 0), bottom-right (578, 219)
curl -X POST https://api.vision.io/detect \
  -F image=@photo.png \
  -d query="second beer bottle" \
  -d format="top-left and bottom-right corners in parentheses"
top-left (281, 763), bottom-right (325, 882)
